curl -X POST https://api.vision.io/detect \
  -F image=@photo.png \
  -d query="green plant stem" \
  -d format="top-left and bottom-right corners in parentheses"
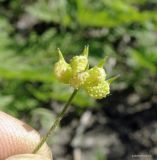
top-left (33, 89), bottom-right (78, 153)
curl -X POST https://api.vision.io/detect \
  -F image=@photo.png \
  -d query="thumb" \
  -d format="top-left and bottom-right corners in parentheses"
top-left (0, 111), bottom-right (52, 160)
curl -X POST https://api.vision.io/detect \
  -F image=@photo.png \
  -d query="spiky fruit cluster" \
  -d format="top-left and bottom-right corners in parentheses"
top-left (70, 71), bottom-right (89, 89)
top-left (70, 56), bottom-right (88, 74)
top-left (84, 66), bottom-right (106, 86)
top-left (80, 58), bottom-right (110, 99)
top-left (54, 46), bottom-right (112, 99)
top-left (54, 49), bottom-right (72, 84)
top-left (85, 81), bottom-right (110, 99)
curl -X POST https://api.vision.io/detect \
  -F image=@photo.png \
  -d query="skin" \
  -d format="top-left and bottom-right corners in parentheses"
top-left (0, 111), bottom-right (52, 160)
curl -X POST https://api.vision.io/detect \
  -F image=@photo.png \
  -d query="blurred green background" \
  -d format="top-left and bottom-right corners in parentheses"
top-left (0, 0), bottom-right (157, 160)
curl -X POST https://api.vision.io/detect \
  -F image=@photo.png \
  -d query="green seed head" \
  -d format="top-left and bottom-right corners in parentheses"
top-left (70, 46), bottom-right (89, 74)
top-left (54, 49), bottom-right (72, 84)
top-left (85, 81), bottom-right (110, 99)
top-left (70, 56), bottom-right (88, 74)
top-left (70, 71), bottom-right (89, 89)
top-left (83, 66), bottom-right (106, 87)
top-left (53, 46), bottom-right (113, 100)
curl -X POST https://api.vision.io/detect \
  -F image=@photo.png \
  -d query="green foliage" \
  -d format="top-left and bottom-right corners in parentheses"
top-left (76, 0), bottom-right (156, 27)
top-left (0, 0), bottom-right (156, 117)
top-left (94, 150), bottom-right (107, 160)
top-left (26, 0), bottom-right (70, 26)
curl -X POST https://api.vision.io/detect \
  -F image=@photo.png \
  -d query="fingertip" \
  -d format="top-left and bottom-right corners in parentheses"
top-left (6, 154), bottom-right (51, 160)
top-left (0, 111), bottom-right (52, 160)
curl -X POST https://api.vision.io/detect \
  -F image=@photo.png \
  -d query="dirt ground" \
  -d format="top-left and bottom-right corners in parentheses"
top-left (46, 89), bottom-right (157, 160)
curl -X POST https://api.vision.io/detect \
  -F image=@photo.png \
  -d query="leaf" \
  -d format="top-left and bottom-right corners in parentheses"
top-left (132, 49), bottom-right (157, 73)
